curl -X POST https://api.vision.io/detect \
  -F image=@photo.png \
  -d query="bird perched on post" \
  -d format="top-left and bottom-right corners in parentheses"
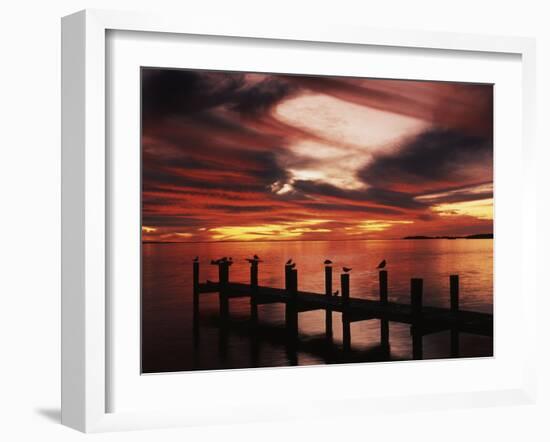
top-left (288, 262), bottom-right (296, 269)
top-left (193, 256), bottom-right (199, 262)
top-left (324, 259), bottom-right (332, 265)
top-left (286, 259), bottom-right (293, 265)
top-left (343, 267), bottom-right (352, 273)
top-left (253, 254), bottom-right (259, 260)
top-left (376, 259), bottom-right (386, 269)
top-left (333, 290), bottom-right (339, 296)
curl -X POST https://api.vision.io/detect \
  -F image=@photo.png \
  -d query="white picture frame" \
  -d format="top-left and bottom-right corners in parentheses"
top-left (61, 9), bottom-right (537, 433)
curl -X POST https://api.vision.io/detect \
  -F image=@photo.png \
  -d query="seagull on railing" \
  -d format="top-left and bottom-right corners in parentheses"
top-left (286, 259), bottom-right (293, 265)
top-left (324, 259), bottom-right (332, 265)
top-left (288, 262), bottom-right (296, 269)
top-left (343, 267), bottom-right (352, 273)
top-left (376, 259), bottom-right (386, 269)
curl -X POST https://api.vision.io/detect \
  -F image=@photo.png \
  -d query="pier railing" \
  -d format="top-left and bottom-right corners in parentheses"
top-left (192, 259), bottom-right (493, 360)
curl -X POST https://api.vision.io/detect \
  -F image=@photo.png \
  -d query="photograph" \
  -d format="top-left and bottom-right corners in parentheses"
top-left (140, 68), bottom-right (494, 373)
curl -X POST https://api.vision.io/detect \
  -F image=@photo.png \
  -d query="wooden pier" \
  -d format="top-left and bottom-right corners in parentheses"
top-left (192, 259), bottom-right (493, 360)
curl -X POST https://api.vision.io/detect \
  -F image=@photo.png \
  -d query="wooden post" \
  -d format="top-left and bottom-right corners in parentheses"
top-left (325, 265), bottom-right (333, 340)
top-left (193, 261), bottom-right (200, 322)
top-left (250, 261), bottom-right (259, 323)
top-left (341, 273), bottom-right (351, 352)
top-left (219, 261), bottom-right (229, 321)
top-left (192, 260), bottom-right (200, 345)
top-left (285, 264), bottom-right (292, 290)
top-left (285, 268), bottom-right (298, 336)
top-left (450, 274), bottom-right (459, 357)
top-left (379, 270), bottom-right (389, 349)
top-left (411, 278), bottom-right (423, 360)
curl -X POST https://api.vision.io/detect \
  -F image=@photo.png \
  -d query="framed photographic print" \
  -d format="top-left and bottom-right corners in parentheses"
top-left (141, 67), bottom-right (494, 374)
top-left (61, 9), bottom-right (537, 432)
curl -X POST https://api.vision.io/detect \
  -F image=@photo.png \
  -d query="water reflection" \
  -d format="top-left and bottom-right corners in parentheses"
top-left (142, 239), bottom-right (493, 373)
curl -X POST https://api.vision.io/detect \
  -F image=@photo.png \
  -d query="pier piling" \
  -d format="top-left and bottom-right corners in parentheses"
top-left (285, 266), bottom-right (299, 337)
top-left (379, 270), bottom-right (389, 349)
top-left (192, 260), bottom-right (200, 340)
top-left (325, 265), bottom-right (333, 340)
top-left (450, 274), bottom-right (460, 357)
top-left (250, 260), bottom-right (259, 324)
top-left (219, 261), bottom-right (230, 322)
top-left (341, 273), bottom-right (351, 352)
top-left (411, 278), bottom-right (424, 360)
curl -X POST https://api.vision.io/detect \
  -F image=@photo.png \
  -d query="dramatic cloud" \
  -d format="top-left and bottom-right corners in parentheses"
top-left (358, 128), bottom-right (493, 193)
top-left (141, 68), bottom-right (493, 242)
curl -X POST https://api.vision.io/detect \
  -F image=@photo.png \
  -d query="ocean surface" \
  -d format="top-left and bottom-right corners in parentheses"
top-left (142, 239), bottom-right (493, 373)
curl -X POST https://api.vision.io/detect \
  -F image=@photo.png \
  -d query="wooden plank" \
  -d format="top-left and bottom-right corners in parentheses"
top-left (197, 281), bottom-right (493, 337)
top-left (197, 282), bottom-right (219, 293)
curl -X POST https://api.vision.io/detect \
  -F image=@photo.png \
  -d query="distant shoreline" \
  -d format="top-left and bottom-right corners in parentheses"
top-left (142, 234), bottom-right (493, 245)
top-left (402, 233), bottom-right (493, 240)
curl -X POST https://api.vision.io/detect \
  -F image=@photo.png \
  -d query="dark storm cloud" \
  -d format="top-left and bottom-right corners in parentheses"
top-left (142, 216), bottom-right (205, 227)
top-left (142, 148), bottom-right (291, 194)
top-left (303, 202), bottom-right (404, 215)
top-left (358, 128), bottom-right (493, 189)
top-left (205, 204), bottom-right (276, 213)
top-left (292, 180), bottom-right (426, 210)
top-left (142, 69), bottom-right (298, 121)
top-left (230, 77), bottom-right (297, 115)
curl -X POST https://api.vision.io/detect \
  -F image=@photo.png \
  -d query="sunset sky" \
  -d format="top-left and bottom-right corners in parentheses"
top-left (141, 69), bottom-right (493, 242)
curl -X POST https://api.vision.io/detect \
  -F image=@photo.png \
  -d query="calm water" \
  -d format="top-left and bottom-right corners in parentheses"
top-left (142, 239), bottom-right (493, 373)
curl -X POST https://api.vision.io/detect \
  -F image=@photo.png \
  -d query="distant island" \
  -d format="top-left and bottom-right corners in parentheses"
top-left (403, 233), bottom-right (493, 240)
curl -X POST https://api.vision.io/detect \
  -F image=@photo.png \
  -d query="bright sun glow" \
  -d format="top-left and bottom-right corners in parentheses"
top-left (431, 198), bottom-right (493, 220)
top-left (209, 220), bottom-right (332, 241)
top-left (345, 219), bottom-right (414, 234)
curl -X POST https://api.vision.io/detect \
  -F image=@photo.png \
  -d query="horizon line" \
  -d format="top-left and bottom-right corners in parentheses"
top-left (142, 233), bottom-right (493, 245)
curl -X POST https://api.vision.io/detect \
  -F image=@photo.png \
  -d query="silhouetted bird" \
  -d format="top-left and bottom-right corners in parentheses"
top-left (286, 259), bottom-right (293, 265)
top-left (376, 259), bottom-right (386, 269)
top-left (289, 262), bottom-right (296, 269)
top-left (324, 259), bottom-right (332, 265)
top-left (254, 254), bottom-right (259, 260)
top-left (343, 267), bottom-right (352, 273)
top-left (193, 256), bottom-right (199, 262)
top-left (333, 290), bottom-right (339, 296)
